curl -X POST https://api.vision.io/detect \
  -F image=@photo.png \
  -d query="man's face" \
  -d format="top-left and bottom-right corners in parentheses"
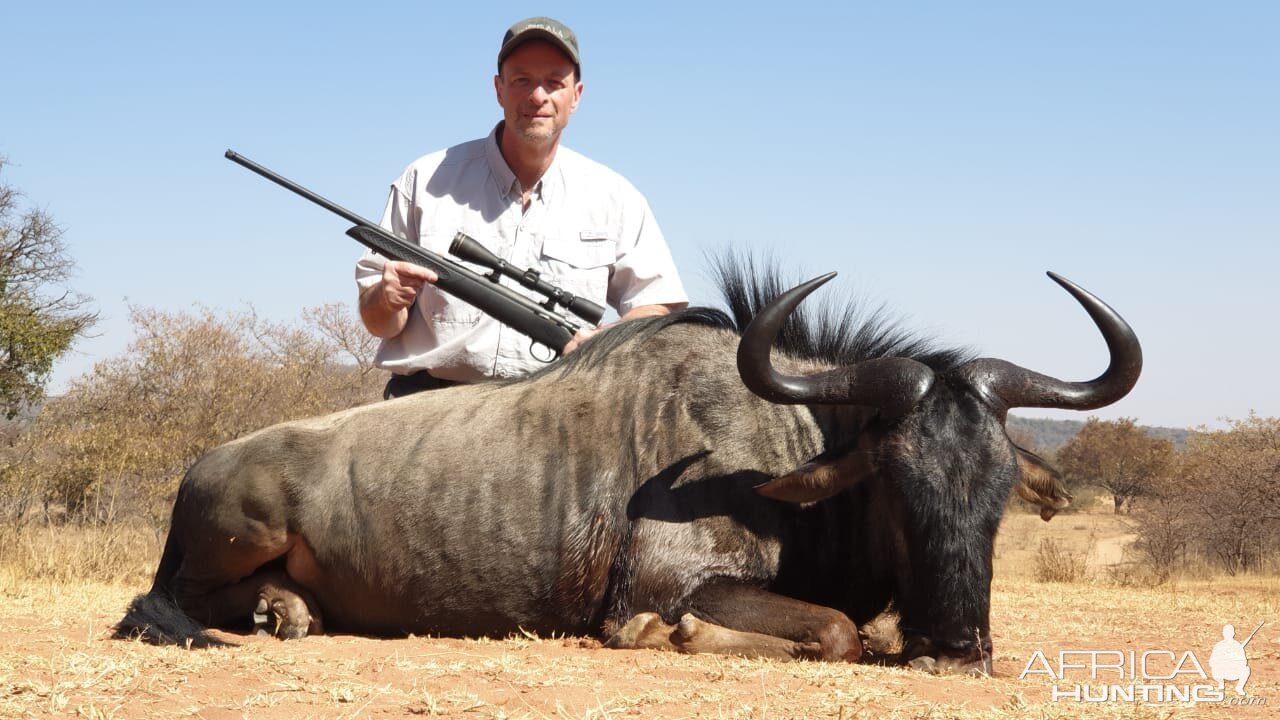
top-left (495, 40), bottom-right (583, 146)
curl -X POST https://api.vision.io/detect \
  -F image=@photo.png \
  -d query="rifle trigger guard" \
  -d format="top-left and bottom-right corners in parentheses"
top-left (529, 340), bottom-right (558, 364)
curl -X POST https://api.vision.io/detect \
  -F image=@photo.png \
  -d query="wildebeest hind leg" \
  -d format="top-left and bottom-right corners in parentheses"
top-left (175, 569), bottom-right (323, 639)
top-left (168, 531), bottom-right (323, 639)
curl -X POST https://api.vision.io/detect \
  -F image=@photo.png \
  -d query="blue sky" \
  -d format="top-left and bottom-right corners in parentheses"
top-left (2, 1), bottom-right (1276, 429)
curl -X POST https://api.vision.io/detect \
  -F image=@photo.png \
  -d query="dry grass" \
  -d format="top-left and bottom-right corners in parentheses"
top-left (0, 523), bottom-right (160, 590)
top-left (1034, 538), bottom-right (1090, 583)
top-left (1, 515), bottom-right (1277, 719)
top-left (994, 513), bottom-right (1131, 579)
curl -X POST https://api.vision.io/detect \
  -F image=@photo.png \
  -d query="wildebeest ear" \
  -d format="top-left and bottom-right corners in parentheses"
top-left (755, 442), bottom-right (876, 504)
top-left (1012, 446), bottom-right (1072, 521)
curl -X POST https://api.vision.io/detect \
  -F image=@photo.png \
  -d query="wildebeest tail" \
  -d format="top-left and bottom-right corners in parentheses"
top-left (112, 527), bottom-right (229, 647)
top-left (113, 591), bottom-right (228, 647)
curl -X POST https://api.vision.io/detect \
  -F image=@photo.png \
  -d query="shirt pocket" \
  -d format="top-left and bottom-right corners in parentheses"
top-left (539, 233), bottom-right (615, 314)
top-left (541, 231), bottom-right (616, 269)
top-left (416, 232), bottom-right (484, 325)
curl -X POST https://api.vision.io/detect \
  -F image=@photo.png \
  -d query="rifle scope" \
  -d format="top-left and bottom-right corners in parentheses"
top-left (450, 233), bottom-right (606, 326)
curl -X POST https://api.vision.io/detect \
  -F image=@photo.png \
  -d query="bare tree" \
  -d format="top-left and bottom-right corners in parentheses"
top-left (304, 302), bottom-right (381, 376)
top-left (1178, 414), bottom-right (1280, 574)
top-left (17, 303), bottom-right (385, 523)
top-left (1128, 472), bottom-right (1192, 574)
top-left (0, 158), bottom-right (96, 418)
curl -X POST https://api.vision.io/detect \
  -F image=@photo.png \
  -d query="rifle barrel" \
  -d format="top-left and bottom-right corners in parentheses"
top-left (224, 150), bottom-right (373, 229)
top-left (223, 149), bottom-right (581, 355)
top-left (1241, 621), bottom-right (1264, 647)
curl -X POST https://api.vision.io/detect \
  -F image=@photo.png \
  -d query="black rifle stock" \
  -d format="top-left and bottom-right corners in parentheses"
top-left (224, 149), bottom-right (587, 357)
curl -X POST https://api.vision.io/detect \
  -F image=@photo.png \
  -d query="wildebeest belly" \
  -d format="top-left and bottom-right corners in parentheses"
top-left (272, 443), bottom-right (625, 636)
top-left (280, 501), bottom-right (615, 636)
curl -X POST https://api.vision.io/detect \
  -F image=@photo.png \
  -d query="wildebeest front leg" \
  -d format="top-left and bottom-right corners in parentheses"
top-left (607, 612), bottom-right (825, 660)
top-left (607, 581), bottom-right (862, 662)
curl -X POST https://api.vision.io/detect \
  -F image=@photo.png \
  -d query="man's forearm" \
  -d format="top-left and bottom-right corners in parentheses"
top-left (617, 302), bottom-right (688, 323)
top-left (359, 285), bottom-right (410, 339)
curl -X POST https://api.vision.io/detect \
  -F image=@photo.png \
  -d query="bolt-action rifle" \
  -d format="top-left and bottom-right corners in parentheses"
top-left (224, 150), bottom-right (606, 359)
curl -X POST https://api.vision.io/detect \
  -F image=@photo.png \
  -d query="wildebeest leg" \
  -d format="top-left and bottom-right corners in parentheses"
top-left (177, 569), bottom-right (323, 639)
top-left (168, 532), bottom-right (323, 639)
top-left (606, 611), bottom-right (824, 660)
top-left (607, 581), bottom-right (861, 661)
top-left (682, 581), bottom-right (862, 661)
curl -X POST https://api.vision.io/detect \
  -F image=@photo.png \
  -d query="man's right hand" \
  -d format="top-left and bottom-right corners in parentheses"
top-left (379, 261), bottom-right (438, 310)
top-left (359, 261), bottom-right (439, 338)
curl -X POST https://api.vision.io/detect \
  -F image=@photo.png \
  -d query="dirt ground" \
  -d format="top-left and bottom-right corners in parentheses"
top-left (2, 514), bottom-right (1278, 719)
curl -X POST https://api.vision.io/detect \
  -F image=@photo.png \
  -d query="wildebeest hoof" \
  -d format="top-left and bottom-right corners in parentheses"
top-left (675, 613), bottom-right (703, 642)
top-left (858, 612), bottom-right (902, 655)
top-left (908, 655), bottom-right (937, 672)
top-left (252, 593), bottom-right (316, 640)
top-left (908, 652), bottom-right (991, 676)
top-left (967, 657), bottom-right (993, 676)
top-left (901, 636), bottom-right (992, 676)
top-left (253, 597), bottom-right (273, 636)
top-left (934, 654), bottom-right (992, 676)
top-left (604, 612), bottom-right (673, 650)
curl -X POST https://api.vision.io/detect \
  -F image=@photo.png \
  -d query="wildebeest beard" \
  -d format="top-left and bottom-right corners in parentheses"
top-left (115, 254), bottom-right (1138, 676)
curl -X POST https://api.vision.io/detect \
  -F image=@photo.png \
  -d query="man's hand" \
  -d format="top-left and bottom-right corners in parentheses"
top-left (561, 301), bottom-right (687, 355)
top-left (379, 261), bottom-right (438, 311)
top-left (562, 326), bottom-right (600, 355)
top-left (359, 261), bottom-right (438, 338)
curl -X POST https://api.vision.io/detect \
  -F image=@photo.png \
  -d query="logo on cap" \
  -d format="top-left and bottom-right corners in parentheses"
top-left (498, 16), bottom-right (580, 71)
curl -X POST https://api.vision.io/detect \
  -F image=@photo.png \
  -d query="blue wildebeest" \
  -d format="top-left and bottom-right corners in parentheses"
top-left (116, 262), bottom-right (1140, 674)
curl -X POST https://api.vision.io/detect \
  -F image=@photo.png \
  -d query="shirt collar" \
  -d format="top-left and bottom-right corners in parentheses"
top-left (540, 147), bottom-right (563, 203)
top-left (485, 123), bottom-right (520, 200)
top-left (486, 122), bottom-right (563, 205)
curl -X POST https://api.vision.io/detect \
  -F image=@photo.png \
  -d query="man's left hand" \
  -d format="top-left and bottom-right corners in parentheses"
top-left (560, 301), bottom-right (687, 355)
top-left (563, 326), bottom-right (600, 355)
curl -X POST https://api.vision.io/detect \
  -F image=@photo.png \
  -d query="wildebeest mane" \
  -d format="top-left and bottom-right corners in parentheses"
top-left (531, 307), bottom-right (731, 380)
top-left (535, 254), bottom-right (973, 380)
top-left (710, 253), bottom-right (973, 371)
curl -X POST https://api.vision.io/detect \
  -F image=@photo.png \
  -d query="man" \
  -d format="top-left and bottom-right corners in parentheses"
top-left (356, 17), bottom-right (687, 399)
top-left (1209, 623), bottom-right (1254, 696)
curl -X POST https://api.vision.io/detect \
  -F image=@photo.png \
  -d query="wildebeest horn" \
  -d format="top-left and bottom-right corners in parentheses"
top-left (737, 273), bottom-right (935, 417)
top-left (960, 272), bottom-right (1142, 411)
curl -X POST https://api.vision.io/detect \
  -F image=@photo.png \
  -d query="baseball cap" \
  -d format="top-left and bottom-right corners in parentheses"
top-left (498, 17), bottom-right (580, 75)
